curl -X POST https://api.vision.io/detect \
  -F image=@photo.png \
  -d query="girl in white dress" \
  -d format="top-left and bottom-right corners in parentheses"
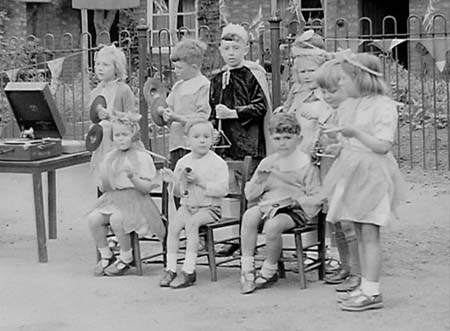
top-left (323, 53), bottom-right (405, 311)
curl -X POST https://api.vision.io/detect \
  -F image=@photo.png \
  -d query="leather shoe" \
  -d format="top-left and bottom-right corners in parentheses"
top-left (255, 272), bottom-right (278, 289)
top-left (335, 274), bottom-right (361, 292)
top-left (159, 269), bottom-right (177, 287)
top-left (240, 271), bottom-right (256, 294)
top-left (215, 243), bottom-right (240, 257)
top-left (325, 268), bottom-right (350, 284)
top-left (170, 270), bottom-right (196, 289)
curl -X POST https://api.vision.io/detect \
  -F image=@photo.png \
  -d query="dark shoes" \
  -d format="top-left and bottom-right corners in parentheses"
top-left (325, 268), bottom-right (350, 284)
top-left (335, 274), bottom-right (361, 292)
top-left (170, 270), bottom-right (196, 289)
top-left (104, 258), bottom-right (132, 276)
top-left (93, 255), bottom-right (116, 277)
top-left (255, 272), bottom-right (279, 289)
top-left (159, 270), bottom-right (177, 287)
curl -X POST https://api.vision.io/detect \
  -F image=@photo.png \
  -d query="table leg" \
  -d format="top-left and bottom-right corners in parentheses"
top-left (32, 172), bottom-right (48, 263)
top-left (48, 170), bottom-right (57, 239)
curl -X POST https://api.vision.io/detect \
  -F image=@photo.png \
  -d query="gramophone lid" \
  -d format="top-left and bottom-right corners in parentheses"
top-left (4, 82), bottom-right (66, 138)
top-left (85, 124), bottom-right (103, 151)
top-left (90, 95), bottom-right (107, 124)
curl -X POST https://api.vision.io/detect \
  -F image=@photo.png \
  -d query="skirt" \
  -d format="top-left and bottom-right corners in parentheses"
top-left (89, 188), bottom-right (166, 239)
top-left (323, 148), bottom-right (405, 226)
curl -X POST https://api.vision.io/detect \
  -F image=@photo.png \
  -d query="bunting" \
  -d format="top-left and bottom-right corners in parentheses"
top-left (419, 37), bottom-right (450, 72)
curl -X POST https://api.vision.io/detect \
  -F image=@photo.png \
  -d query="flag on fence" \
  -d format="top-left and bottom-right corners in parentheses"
top-left (419, 37), bottom-right (450, 72)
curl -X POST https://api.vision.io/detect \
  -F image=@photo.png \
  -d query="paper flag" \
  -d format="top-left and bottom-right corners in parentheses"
top-left (419, 37), bottom-right (450, 72)
top-left (370, 39), bottom-right (407, 53)
top-left (47, 57), bottom-right (65, 93)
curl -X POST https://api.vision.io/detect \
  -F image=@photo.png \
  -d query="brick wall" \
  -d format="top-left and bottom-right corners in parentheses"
top-left (0, 0), bottom-right (27, 41)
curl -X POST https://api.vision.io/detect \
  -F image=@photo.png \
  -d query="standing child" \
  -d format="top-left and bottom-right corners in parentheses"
top-left (87, 114), bottom-right (165, 277)
top-left (323, 53), bottom-right (405, 311)
top-left (158, 38), bottom-right (211, 169)
top-left (280, 30), bottom-right (331, 157)
top-left (159, 120), bottom-right (229, 289)
top-left (209, 23), bottom-right (272, 257)
top-left (90, 45), bottom-right (137, 182)
top-left (239, 113), bottom-right (324, 294)
top-left (315, 59), bottom-right (362, 291)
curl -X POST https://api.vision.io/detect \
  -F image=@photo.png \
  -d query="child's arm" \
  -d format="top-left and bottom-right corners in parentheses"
top-left (293, 165), bottom-right (325, 216)
top-left (340, 127), bottom-right (392, 154)
top-left (244, 160), bottom-right (271, 201)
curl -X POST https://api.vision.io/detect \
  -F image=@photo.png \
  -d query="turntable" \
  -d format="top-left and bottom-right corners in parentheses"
top-left (0, 82), bottom-right (65, 161)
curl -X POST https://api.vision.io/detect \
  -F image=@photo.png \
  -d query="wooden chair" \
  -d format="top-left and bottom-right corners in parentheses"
top-left (195, 156), bottom-right (252, 281)
top-left (277, 210), bottom-right (327, 289)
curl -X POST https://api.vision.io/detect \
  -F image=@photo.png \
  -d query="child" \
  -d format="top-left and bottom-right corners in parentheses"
top-left (281, 31), bottom-right (331, 157)
top-left (239, 113), bottom-right (324, 294)
top-left (209, 23), bottom-right (272, 257)
top-left (89, 45), bottom-right (137, 182)
top-left (315, 59), bottom-right (362, 291)
top-left (159, 120), bottom-right (229, 289)
top-left (87, 114), bottom-right (165, 277)
top-left (323, 53), bottom-right (405, 311)
top-left (158, 38), bottom-right (211, 169)
top-left (210, 23), bottom-right (272, 166)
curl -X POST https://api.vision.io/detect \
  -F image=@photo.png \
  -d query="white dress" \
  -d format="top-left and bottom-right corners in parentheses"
top-left (323, 96), bottom-right (405, 226)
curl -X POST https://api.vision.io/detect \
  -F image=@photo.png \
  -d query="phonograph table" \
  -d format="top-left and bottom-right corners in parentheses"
top-left (0, 151), bottom-right (91, 262)
top-left (1, 82), bottom-right (91, 262)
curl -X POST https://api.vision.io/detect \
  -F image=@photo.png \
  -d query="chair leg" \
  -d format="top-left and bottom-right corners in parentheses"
top-left (131, 232), bottom-right (143, 276)
top-left (294, 232), bottom-right (306, 289)
top-left (205, 228), bottom-right (217, 282)
top-left (278, 251), bottom-right (286, 279)
top-left (318, 212), bottom-right (326, 280)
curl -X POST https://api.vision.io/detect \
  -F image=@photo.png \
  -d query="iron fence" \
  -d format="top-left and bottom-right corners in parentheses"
top-left (0, 15), bottom-right (448, 170)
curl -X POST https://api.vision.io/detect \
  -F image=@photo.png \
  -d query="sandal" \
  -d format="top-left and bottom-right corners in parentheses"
top-left (325, 257), bottom-right (341, 274)
top-left (255, 272), bottom-right (279, 289)
top-left (93, 255), bottom-right (116, 277)
top-left (104, 258), bottom-right (132, 276)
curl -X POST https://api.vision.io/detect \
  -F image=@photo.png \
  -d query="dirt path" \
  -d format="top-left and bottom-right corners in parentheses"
top-left (0, 164), bottom-right (449, 331)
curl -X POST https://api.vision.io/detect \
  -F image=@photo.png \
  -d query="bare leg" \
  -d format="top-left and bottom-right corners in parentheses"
top-left (87, 210), bottom-right (110, 249)
top-left (360, 223), bottom-right (381, 282)
top-left (240, 206), bottom-right (263, 258)
top-left (263, 214), bottom-right (296, 265)
top-left (341, 220), bottom-right (361, 275)
top-left (354, 222), bottom-right (365, 278)
top-left (109, 213), bottom-right (131, 253)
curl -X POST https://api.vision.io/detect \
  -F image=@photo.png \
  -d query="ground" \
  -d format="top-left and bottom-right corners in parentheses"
top-left (0, 163), bottom-right (449, 331)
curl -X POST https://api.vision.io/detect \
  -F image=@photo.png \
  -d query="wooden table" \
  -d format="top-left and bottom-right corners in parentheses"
top-left (0, 151), bottom-right (91, 262)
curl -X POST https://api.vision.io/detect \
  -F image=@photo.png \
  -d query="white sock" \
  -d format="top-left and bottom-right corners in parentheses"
top-left (182, 251), bottom-right (197, 274)
top-left (119, 249), bottom-right (133, 264)
top-left (361, 278), bottom-right (380, 296)
top-left (261, 261), bottom-right (278, 278)
top-left (166, 253), bottom-right (178, 272)
top-left (98, 246), bottom-right (113, 259)
top-left (241, 256), bottom-right (255, 272)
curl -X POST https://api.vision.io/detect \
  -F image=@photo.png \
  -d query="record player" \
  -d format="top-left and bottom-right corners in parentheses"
top-left (0, 82), bottom-right (65, 161)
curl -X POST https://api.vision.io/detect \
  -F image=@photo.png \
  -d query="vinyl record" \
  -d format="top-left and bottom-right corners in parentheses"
top-left (85, 124), bottom-right (103, 151)
top-left (150, 96), bottom-right (168, 127)
top-left (90, 95), bottom-right (107, 124)
top-left (143, 77), bottom-right (167, 127)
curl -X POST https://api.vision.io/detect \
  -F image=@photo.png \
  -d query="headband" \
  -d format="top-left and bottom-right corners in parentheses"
top-left (221, 23), bottom-right (249, 44)
top-left (334, 49), bottom-right (383, 77)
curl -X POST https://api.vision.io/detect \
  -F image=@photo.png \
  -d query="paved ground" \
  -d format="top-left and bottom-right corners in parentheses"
top-left (0, 164), bottom-right (449, 331)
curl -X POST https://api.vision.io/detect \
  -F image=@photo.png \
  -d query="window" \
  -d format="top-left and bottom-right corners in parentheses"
top-left (278, 0), bottom-right (325, 35)
top-left (147, 0), bottom-right (198, 49)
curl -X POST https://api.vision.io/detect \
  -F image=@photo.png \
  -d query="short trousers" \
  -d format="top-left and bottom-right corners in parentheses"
top-left (270, 206), bottom-right (308, 226)
top-left (184, 205), bottom-right (222, 222)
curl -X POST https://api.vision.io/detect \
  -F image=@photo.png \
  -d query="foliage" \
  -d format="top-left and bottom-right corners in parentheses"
top-left (385, 56), bottom-right (449, 130)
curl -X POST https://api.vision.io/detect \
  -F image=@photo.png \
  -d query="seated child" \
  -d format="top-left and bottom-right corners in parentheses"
top-left (159, 120), bottom-right (229, 289)
top-left (239, 113), bottom-right (324, 294)
top-left (87, 114), bottom-right (165, 277)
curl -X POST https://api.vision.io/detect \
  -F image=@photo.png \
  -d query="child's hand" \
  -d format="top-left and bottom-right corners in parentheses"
top-left (324, 143), bottom-right (342, 156)
top-left (122, 166), bottom-right (135, 179)
top-left (216, 104), bottom-right (238, 119)
top-left (182, 167), bottom-right (197, 184)
top-left (300, 109), bottom-right (318, 120)
top-left (255, 169), bottom-right (271, 184)
top-left (160, 168), bottom-right (175, 183)
top-left (162, 108), bottom-right (174, 122)
top-left (340, 126), bottom-right (358, 138)
top-left (157, 105), bottom-right (166, 115)
top-left (97, 105), bottom-right (109, 120)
